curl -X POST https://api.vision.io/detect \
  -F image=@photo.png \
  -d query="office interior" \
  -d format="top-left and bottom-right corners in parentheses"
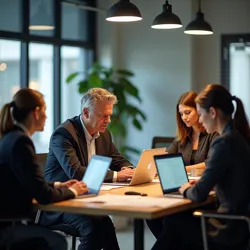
top-left (0, 0), bottom-right (250, 249)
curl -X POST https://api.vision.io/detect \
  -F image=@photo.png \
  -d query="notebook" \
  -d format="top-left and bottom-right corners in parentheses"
top-left (76, 155), bottom-right (112, 198)
top-left (105, 147), bottom-right (167, 186)
top-left (154, 153), bottom-right (189, 198)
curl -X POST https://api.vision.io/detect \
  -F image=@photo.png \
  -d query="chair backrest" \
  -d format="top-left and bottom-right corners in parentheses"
top-left (151, 136), bottom-right (174, 149)
top-left (36, 153), bottom-right (48, 174)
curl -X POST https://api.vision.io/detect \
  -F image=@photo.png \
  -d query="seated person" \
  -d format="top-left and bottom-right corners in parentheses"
top-left (168, 91), bottom-right (218, 172)
top-left (41, 88), bottom-right (135, 250)
top-left (0, 88), bottom-right (87, 250)
top-left (152, 84), bottom-right (250, 250)
top-left (147, 91), bottom-right (217, 238)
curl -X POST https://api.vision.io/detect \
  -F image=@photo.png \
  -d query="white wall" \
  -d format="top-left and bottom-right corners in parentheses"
top-left (97, 0), bottom-right (250, 161)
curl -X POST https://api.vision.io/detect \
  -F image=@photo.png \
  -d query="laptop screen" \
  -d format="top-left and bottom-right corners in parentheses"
top-left (82, 155), bottom-right (112, 194)
top-left (154, 153), bottom-right (188, 193)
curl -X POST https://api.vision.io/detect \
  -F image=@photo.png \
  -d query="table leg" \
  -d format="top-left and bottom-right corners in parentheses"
top-left (134, 219), bottom-right (144, 250)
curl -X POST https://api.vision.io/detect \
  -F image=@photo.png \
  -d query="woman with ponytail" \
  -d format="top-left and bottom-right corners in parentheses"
top-left (152, 84), bottom-right (250, 250)
top-left (0, 88), bottom-right (87, 250)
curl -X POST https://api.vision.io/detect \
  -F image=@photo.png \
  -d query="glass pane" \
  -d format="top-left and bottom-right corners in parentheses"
top-left (29, 0), bottom-right (54, 37)
top-left (29, 43), bottom-right (53, 153)
top-left (0, 0), bottom-right (22, 32)
top-left (62, 3), bottom-right (88, 41)
top-left (0, 40), bottom-right (21, 109)
top-left (61, 46), bottom-right (86, 121)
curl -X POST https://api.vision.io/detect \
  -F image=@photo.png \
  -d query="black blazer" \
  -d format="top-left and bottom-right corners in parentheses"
top-left (185, 123), bottom-right (250, 214)
top-left (0, 127), bottom-right (75, 222)
top-left (167, 132), bottom-right (218, 166)
top-left (45, 116), bottom-right (132, 183)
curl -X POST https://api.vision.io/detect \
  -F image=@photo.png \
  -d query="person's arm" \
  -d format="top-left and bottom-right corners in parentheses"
top-left (185, 162), bottom-right (205, 172)
top-left (184, 138), bottom-right (230, 202)
top-left (167, 138), bottom-right (178, 154)
top-left (51, 127), bottom-right (87, 180)
top-left (11, 136), bottom-right (75, 204)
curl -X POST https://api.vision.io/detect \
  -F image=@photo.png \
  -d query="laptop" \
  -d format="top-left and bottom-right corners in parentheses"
top-left (76, 155), bottom-right (112, 198)
top-left (105, 147), bottom-right (167, 186)
top-left (154, 153), bottom-right (189, 198)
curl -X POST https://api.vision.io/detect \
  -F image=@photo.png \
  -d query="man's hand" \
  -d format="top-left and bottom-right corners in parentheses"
top-left (60, 179), bottom-right (78, 188)
top-left (70, 181), bottom-right (88, 196)
top-left (117, 168), bottom-right (135, 182)
top-left (179, 182), bottom-right (193, 194)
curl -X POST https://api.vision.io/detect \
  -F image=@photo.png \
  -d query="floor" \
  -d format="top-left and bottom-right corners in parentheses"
top-left (67, 220), bottom-right (156, 250)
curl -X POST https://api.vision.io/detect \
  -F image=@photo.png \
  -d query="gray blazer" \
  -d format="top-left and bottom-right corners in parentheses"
top-left (185, 123), bottom-right (250, 214)
top-left (167, 132), bottom-right (218, 165)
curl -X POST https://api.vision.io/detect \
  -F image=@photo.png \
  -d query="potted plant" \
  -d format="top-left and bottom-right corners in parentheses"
top-left (66, 62), bottom-right (147, 159)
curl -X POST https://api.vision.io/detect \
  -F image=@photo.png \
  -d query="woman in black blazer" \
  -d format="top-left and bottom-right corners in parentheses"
top-left (0, 88), bottom-right (87, 250)
top-left (152, 84), bottom-right (250, 250)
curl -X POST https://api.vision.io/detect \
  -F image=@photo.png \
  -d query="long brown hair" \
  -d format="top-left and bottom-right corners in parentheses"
top-left (195, 84), bottom-right (250, 143)
top-left (0, 88), bottom-right (44, 138)
top-left (176, 91), bottom-right (202, 144)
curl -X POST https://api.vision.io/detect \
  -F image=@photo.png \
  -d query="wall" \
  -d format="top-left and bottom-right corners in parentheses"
top-left (97, 0), bottom-right (250, 162)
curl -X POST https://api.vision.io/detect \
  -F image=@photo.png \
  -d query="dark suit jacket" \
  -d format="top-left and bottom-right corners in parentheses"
top-left (0, 127), bottom-right (75, 225)
top-left (45, 116), bottom-right (132, 183)
top-left (167, 132), bottom-right (218, 166)
top-left (185, 123), bottom-right (250, 214)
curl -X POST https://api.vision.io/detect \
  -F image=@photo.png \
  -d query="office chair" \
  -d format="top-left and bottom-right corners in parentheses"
top-left (151, 136), bottom-right (174, 149)
top-left (36, 153), bottom-right (79, 250)
top-left (193, 210), bottom-right (250, 250)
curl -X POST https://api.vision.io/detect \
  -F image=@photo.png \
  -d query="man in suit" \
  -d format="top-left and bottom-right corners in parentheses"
top-left (42, 88), bottom-right (135, 250)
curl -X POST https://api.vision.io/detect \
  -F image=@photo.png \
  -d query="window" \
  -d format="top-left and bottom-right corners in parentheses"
top-left (0, 40), bottom-right (20, 109)
top-left (29, 43), bottom-right (53, 153)
top-left (61, 46), bottom-right (86, 121)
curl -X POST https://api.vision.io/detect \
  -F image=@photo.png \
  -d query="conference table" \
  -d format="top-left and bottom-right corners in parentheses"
top-left (34, 182), bottom-right (215, 250)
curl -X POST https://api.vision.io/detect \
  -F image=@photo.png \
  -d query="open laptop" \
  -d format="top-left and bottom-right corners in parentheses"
top-left (76, 155), bottom-right (112, 198)
top-left (154, 153), bottom-right (189, 198)
top-left (105, 147), bottom-right (167, 186)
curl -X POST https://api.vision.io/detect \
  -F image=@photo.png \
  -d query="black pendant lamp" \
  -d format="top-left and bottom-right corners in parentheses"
top-left (106, 0), bottom-right (142, 22)
top-left (184, 0), bottom-right (213, 35)
top-left (151, 0), bottom-right (182, 29)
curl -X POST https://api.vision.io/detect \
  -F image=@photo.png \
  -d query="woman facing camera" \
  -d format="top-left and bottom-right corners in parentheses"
top-left (0, 88), bottom-right (87, 250)
top-left (152, 84), bottom-right (250, 250)
top-left (168, 91), bottom-right (218, 172)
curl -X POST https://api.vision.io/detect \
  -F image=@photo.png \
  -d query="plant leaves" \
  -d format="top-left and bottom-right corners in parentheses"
top-left (120, 78), bottom-right (141, 102)
top-left (78, 80), bottom-right (89, 93)
top-left (88, 73), bottom-right (103, 88)
top-left (117, 69), bottom-right (134, 77)
top-left (66, 72), bottom-right (80, 83)
top-left (120, 145), bottom-right (141, 155)
top-left (133, 118), bottom-right (142, 130)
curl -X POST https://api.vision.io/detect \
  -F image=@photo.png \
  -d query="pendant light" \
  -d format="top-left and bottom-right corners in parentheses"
top-left (106, 0), bottom-right (142, 22)
top-left (29, 0), bottom-right (54, 30)
top-left (184, 0), bottom-right (213, 35)
top-left (151, 0), bottom-right (182, 29)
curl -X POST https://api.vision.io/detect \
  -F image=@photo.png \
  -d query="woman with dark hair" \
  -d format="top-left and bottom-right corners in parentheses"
top-left (168, 91), bottom-right (217, 172)
top-left (0, 88), bottom-right (88, 250)
top-left (151, 84), bottom-right (250, 250)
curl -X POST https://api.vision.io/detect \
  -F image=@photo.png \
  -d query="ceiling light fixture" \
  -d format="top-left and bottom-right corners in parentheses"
top-left (184, 0), bottom-right (213, 35)
top-left (151, 0), bottom-right (182, 29)
top-left (106, 0), bottom-right (142, 22)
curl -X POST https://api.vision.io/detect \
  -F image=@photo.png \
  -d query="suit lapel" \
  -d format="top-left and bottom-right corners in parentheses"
top-left (96, 135), bottom-right (105, 155)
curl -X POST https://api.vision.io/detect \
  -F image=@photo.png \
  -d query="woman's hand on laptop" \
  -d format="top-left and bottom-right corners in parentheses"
top-left (179, 182), bottom-right (192, 194)
top-left (117, 168), bottom-right (135, 182)
top-left (70, 181), bottom-right (88, 196)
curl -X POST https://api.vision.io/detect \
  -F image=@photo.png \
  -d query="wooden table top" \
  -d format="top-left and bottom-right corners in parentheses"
top-left (34, 182), bottom-right (215, 220)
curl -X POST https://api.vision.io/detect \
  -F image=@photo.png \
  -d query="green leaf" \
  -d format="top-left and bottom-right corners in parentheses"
top-left (78, 80), bottom-right (89, 93)
top-left (66, 72), bottom-right (80, 83)
top-left (120, 78), bottom-right (141, 102)
top-left (108, 119), bottom-right (126, 137)
top-left (88, 73), bottom-right (102, 88)
top-left (117, 69), bottom-right (134, 77)
top-left (133, 118), bottom-right (142, 130)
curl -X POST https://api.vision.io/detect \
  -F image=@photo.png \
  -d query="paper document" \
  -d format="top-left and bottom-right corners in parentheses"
top-left (74, 194), bottom-right (184, 208)
top-left (100, 185), bottom-right (123, 191)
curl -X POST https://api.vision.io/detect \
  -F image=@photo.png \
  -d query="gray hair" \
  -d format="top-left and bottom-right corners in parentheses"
top-left (80, 88), bottom-right (117, 112)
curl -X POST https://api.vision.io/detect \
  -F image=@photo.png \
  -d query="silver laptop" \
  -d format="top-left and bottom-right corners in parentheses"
top-left (76, 155), bottom-right (112, 198)
top-left (105, 147), bottom-right (167, 186)
top-left (154, 153), bottom-right (189, 198)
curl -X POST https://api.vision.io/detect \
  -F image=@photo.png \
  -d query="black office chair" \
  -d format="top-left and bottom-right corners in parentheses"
top-left (151, 136), bottom-right (174, 149)
top-left (193, 210), bottom-right (250, 250)
top-left (35, 153), bottom-right (80, 250)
